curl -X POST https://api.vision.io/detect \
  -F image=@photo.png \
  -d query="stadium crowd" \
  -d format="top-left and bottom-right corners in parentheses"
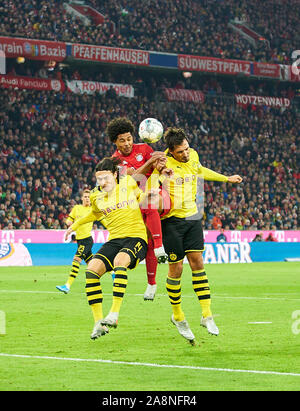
top-left (0, 69), bottom-right (299, 231)
top-left (0, 0), bottom-right (298, 64)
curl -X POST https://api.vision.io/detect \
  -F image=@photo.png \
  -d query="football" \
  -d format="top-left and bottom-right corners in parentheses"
top-left (138, 118), bottom-right (164, 143)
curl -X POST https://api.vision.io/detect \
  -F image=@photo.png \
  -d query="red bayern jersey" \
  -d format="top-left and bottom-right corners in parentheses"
top-left (112, 143), bottom-right (154, 176)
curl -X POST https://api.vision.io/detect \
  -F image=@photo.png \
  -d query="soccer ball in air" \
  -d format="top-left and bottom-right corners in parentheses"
top-left (138, 118), bottom-right (164, 144)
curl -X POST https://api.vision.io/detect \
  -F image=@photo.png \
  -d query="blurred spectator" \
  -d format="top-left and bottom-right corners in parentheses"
top-left (265, 232), bottom-right (278, 242)
top-left (216, 229), bottom-right (227, 242)
top-left (212, 212), bottom-right (222, 230)
top-left (252, 233), bottom-right (263, 242)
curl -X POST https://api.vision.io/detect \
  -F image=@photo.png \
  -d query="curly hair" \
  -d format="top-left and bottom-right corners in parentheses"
top-left (106, 117), bottom-right (135, 143)
top-left (164, 127), bottom-right (188, 151)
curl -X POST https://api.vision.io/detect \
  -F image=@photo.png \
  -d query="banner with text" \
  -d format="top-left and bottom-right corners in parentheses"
top-left (0, 36), bottom-right (66, 61)
top-left (72, 43), bottom-right (149, 66)
top-left (0, 74), bottom-right (65, 92)
top-left (164, 88), bottom-right (205, 103)
top-left (66, 80), bottom-right (134, 97)
top-left (178, 55), bottom-right (251, 76)
top-left (252, 62), bottom-right (280, 78)
top-left (235, 94), bottom-right (291, 108)
top-left (3, 242), bottom-right (299, 266)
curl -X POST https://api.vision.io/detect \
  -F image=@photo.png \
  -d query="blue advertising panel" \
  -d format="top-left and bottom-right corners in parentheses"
top-left (2, 242), bottom-right (297, 266)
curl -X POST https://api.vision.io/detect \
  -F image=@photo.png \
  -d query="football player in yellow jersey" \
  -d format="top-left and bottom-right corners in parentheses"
top-left (64, 157), bottom-right (154, 340)
top-left (151, 127), bottom-right (243, 344)
top-left (56, 189), bottom-right (94, 294)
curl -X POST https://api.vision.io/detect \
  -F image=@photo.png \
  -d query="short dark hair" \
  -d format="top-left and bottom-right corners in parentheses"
top-left (95, 157), bottom-right (121, 174)
top-left (164, 127), bottom-right (188, 151)
top-left (106, 117), bottom-right (135, 143)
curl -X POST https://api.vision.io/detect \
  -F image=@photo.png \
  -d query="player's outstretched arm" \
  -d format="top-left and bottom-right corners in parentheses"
top-left (199, 166), bottom-right (242, 184)
top-left (64, 210), bottom-right (101, 241)
top-left (227, 175), bottom-right (243, 183)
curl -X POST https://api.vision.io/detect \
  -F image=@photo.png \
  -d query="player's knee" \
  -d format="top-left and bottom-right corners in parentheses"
top-left (187, 252), bottom-right (204, 271)
top-left (113, 251), bottom-right (131, 268)
top-left (168, 261), bottom-right (183, 278)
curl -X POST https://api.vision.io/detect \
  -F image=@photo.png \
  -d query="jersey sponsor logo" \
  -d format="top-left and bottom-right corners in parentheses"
top-left (175, 175), bottom-right (197, 185)
top-left (98, 198), bottom-right (135, 216)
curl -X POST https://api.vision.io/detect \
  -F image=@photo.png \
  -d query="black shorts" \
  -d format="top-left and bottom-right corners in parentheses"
top-left (93, 237), bottom-right (147, 271)
top-left (161, 217), bottom-right (204, 263)
top-left (75, 236), bottom-right (94, 262)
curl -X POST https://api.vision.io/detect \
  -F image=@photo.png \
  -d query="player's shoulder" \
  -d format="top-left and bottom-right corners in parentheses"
top-left (71, 204), bottom-right (80, 211)
top-left (118, 174), bottom-right (138, 191)
top-left (189, 148), bottom-right (200, 162)
top-left (121, 174), bottom-right (136, 185)
top-left (90, 186), bottom-right (100, 199)
top-left (134, 143), bottom-right (153, 152)
top-left (112, 150), bottom-right (119, 158)
top-left (90, 186), bottom-right (98, 194)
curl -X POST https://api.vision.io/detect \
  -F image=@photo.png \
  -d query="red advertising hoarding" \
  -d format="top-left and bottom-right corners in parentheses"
top-left (235, 94), bottom-right (291, 108)
top-left (252, 62), bottom-right (280, 78)
top-left (0, 74), bottom-right (65, 92)
top-left (72, 43), bottom-right (149, 66)
top-left (0, 36), bottom-right (66, 61)
top-left (178, 55), bottom-right (251, 76)
top-left (164, 88), bottom-right (205, 103)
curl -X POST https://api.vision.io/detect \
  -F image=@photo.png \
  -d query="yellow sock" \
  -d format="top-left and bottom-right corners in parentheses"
top-left (91, 303), bottom-right (103, 323)
top-left (85, 269), bottom-right (103, 322)
top-left (166, 276), bottom-right (185, 321)
top-left (111, 266), bottom-right (128, 313)
top-left (192, 269), bottom-right (212, 318)
top-left (66, 259), bottom-right (80, 288)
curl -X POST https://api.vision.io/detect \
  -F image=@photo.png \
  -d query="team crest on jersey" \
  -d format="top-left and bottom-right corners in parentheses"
top-left (176, 177), bottom-right (184, 185)
top-left (135, 154), bottom-right (143, 162)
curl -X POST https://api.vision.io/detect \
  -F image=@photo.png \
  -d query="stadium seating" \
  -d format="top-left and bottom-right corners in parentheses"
top-left (0, 0), bottom-right (298, 64)
top-left (0, 71), bottom-right (298, 231)
top-left (0, 1), bottom-right (298, 231)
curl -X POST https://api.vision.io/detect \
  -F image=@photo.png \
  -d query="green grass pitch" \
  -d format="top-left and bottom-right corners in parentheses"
top-left (0, 262), bottom-right (299, 391)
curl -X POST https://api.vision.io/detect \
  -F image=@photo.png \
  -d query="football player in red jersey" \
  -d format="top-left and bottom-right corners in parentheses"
top-left (106, 117), bottom-right (169, 301)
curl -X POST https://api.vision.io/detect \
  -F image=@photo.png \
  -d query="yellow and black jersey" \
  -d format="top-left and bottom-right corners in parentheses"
top-left (66, 204), bottom-right (93, 240)
top-left (148, 148), bottom-right (228, 219)
top-left (71, 175), bottom-right (148, 243)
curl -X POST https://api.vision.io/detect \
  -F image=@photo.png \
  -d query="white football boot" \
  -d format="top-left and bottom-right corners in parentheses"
top-left (200, 316), bottom-right (219, 336)
top-left (143, 283), bottom-right (157, 301)
top-left (90, 320), bottom-right (109, 340)
top-left (171, 315), bottom-right (195, 345)
top-left (101, 312), bottom-right (119, 328)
